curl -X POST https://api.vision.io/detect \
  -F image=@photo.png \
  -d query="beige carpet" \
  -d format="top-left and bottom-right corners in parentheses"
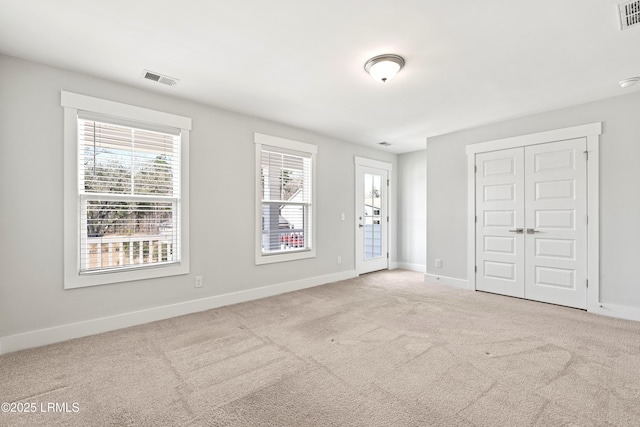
top-left (2, 270), bottom-right (640, 426)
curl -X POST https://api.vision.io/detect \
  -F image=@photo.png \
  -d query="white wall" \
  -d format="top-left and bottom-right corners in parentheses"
top-left (0, 54), bottom-right (398, 352)
top-left (427, 90), bottom-right (640, 314)
top-left (397, 150), bottom-right (426, 272)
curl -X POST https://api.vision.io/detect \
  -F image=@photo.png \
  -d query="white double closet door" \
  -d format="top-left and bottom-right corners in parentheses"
top-left (475, 138), bottom-right (587, 309)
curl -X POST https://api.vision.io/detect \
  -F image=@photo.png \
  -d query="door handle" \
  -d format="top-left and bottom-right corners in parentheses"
top-left (359, 224), bottom-right (364, 228)
top-left (526, 228), bottom-right (540, 234)
top-left (508, 228), bottom-right (524, 234)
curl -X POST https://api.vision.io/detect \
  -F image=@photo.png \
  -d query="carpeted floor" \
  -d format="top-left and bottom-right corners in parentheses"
top-left (1, 270), bottom-right (640, 426)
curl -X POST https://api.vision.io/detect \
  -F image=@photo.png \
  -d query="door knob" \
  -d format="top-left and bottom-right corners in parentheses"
top-left (526, 228), bottom-right (540, 234)
top-left (508, 228), bottom-right (524, 234)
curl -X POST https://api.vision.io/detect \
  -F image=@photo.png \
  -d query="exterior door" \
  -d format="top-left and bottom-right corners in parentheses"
top-left (475, 139), bottom-right (587, 309)
top-left (356, 165), bottom-right (388, 274)
top-left (475, 148), bottom-right (525, 297)
top-left (524, 139), bottom-right (587, 309)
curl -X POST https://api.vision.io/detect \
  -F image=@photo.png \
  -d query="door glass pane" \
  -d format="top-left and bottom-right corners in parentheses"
top-left (364, 173), bottom-right (382, 260)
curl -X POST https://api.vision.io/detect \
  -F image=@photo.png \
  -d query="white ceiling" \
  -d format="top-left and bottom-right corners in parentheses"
top-left (0, 0), bottom-right (638, 153)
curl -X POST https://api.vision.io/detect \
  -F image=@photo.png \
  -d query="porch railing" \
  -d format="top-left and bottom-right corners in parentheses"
top-left (84, 234), bottom-right (174, 270)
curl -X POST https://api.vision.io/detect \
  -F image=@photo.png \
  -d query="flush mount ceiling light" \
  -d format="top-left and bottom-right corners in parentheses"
top-left (619, 77), bottom-right (640, 88)
top-left (364, 54), bottom-right (405, 83)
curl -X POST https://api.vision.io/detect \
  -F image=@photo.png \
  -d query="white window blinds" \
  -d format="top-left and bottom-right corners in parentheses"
top-left (78, 117), bottom-right (181, 273)
top-left (260, 147), bottom-right (312, 255)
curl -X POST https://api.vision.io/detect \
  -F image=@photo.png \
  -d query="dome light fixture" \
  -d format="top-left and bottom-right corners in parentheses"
top-left (364, 54), bottom-right (405, 83)
top-left (619, 77), bottom-right (640, 88)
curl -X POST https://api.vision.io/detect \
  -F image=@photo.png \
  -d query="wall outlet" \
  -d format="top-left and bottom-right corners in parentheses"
top-left (195, 276), bottom-right (203, 288)
top-left (337, 256), bottom-right (342, 265)
top-left (435, 259), bottom-right (442, 268)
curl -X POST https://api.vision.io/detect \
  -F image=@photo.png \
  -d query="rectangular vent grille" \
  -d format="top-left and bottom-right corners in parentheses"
top-left (619, 1), bottom-right (640, 30)
top-left (158, 76), bottom-right (177, 86)
top-left (379, 141), bottom-right (391, 146)
top-left (144, 71), bottom-right (161, 82)
top-left (142, 69), bottom-right (179, 86)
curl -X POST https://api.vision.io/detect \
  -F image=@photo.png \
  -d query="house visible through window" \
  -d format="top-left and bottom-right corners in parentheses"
top-left (62, 91), bottom-right (191, 288)
top-left (255, 133), bottom-right (316, 265)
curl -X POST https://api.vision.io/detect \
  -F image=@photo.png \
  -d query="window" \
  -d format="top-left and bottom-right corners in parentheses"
top-left (62, 92), bottom-right (191, 288)
top-left (255, 133), bottom-right (316, 265)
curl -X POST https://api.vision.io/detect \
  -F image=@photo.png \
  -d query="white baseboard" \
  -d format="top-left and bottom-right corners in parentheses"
top-left (422, 275), bottom-right (640, 324)
top-left (588, 302), bottom-right (640, 322)
top-left (396, 262), bottom-right (426, 273)
top-left (0, 270), bottom-right (358, 355)
top-left (424, 273), bottom-right (470, 290)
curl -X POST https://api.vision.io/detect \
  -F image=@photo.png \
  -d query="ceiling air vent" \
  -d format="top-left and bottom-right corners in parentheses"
top-left (619, 1), bottom-right (640, 30)
top-left (142, 69), bottom-right (179, 87)
top-left (379, 142), bottom-right (391, 147)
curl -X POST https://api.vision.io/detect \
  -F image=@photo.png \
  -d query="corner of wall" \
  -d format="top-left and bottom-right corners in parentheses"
top-left (396, 262), bottom-right (426, 273)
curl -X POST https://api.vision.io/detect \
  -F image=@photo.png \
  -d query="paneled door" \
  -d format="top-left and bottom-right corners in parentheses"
top-left (475, 138), bottom-right (587, 309)
top-left (475, 148), bottom-right (525, 298)
top-left (524, 139), bottom-right (587, 308)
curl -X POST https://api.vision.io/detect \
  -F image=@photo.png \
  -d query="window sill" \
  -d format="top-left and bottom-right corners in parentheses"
top-left (65, 262), bottom-right (189, 289)
top-left (255, 248), bottom-right (316, 265)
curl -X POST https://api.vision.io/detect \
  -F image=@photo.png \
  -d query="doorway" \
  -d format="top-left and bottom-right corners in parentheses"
top-left (475, 139), bottom-right (587, 308)
top-left (467, 123), bottom-right (601, 311)
top-left (355, 157), bottom-right (391, 275)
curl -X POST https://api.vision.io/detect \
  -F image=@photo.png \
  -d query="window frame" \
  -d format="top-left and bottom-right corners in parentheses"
top-left (62, 91), bottom-right (191, 289)
top-left (254, 133), bottom-right (317, 265)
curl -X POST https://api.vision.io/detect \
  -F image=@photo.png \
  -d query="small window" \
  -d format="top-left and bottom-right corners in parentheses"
top-left (255, 133), bottom-right (316, 265)
top-left (62, 92), bottom-right (191, 288)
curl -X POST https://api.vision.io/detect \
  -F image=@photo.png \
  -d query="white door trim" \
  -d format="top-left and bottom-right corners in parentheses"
top-left (355, 157), bottom-right (392, 274)
top-left (466, 122), bottom-right (601, 155)
top-left (355, 156), bottom-right (394, 171)
top-left (466, 122), bottom-right (601, 313)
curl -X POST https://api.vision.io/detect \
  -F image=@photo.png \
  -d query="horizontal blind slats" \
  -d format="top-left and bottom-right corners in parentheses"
top-left (261, 149), bottom-right (311, 203)
top-left (78, 117), bottom-right (181, 273)
top-left (260, 146), bottom-right (312, 255)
